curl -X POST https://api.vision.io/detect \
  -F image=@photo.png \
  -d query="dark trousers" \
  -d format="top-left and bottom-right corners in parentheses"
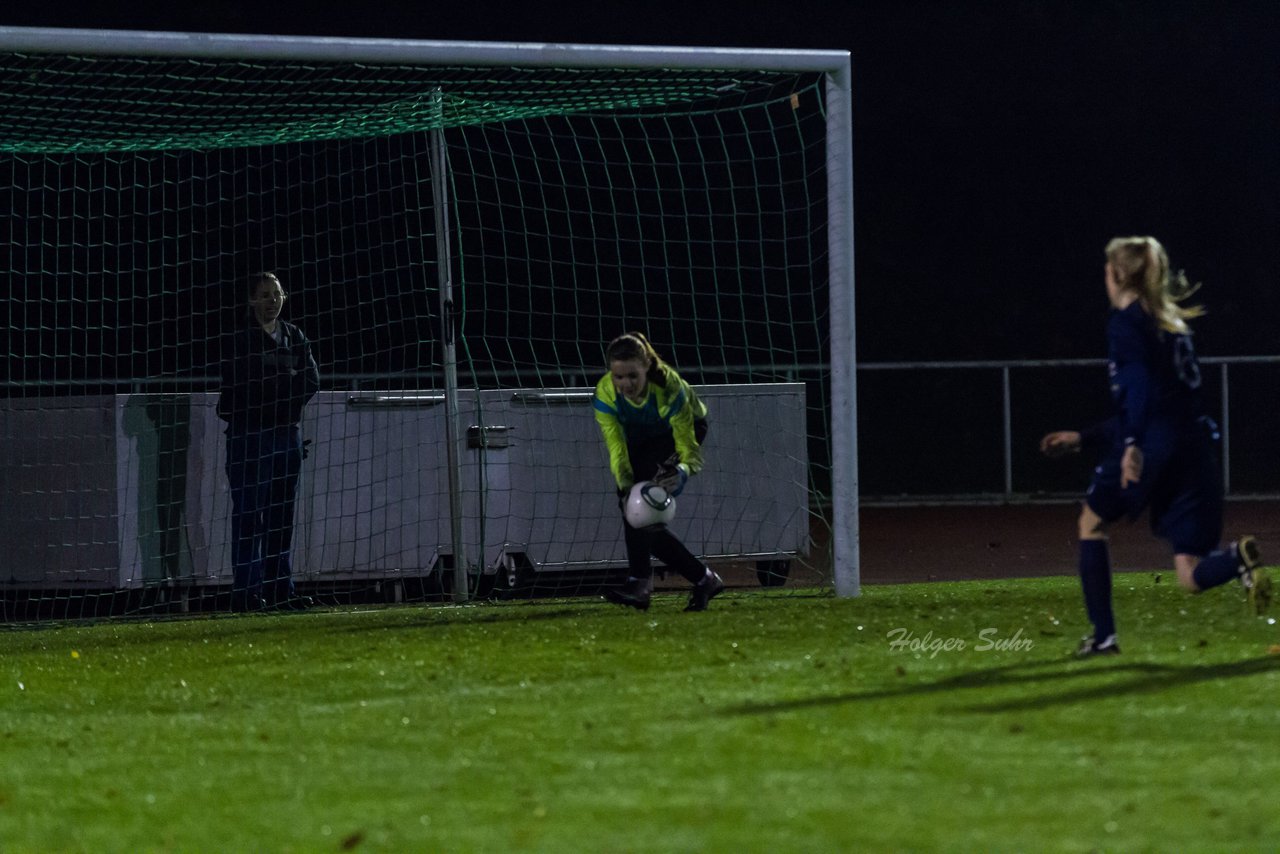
top-left (624, 523), bottom-right (706, 584)
top-left (225, 425), bottom-right (304, 606)
top-left (623, 419), bottom-right (709, 584)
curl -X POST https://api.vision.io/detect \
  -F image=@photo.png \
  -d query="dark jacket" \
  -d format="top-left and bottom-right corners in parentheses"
top-left (217, 320), bottom-right (319, 432)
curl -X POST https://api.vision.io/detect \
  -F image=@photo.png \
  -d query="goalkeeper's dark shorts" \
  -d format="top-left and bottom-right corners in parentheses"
top-left (1085, 418), bottom-right (1223, 557)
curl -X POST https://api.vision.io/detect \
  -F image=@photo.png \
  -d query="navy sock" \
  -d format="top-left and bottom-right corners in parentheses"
top-left (1078, 539), bottom-right (1116, 641)
top-left (1191, 548), bottom-right (1240, 591)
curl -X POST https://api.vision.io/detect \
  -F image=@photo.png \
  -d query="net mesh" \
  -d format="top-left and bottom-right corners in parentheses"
top-left (0, 45), bottom-right (833, 620)
top-left (0, 53), bottom-right (808, 152)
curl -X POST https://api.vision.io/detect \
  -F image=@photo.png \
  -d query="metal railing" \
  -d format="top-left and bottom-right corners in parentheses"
top-left (859, 355), bottom-right (1280, 503)
top-left (7, 355), bottom-right (1277, 504)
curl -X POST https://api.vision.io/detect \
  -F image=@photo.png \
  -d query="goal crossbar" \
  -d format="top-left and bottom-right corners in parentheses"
top-left (0, 26), bottom-right (849, 73)
top-left (0, 25), bottom-right (859, 599)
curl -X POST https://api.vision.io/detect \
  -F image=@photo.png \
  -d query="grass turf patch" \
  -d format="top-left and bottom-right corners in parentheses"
top-left (2, 573), bottom-right (1278, 852)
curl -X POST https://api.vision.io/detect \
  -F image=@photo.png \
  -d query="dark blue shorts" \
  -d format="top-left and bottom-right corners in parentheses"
top-left (1085, 419), bottom-right (1223, 556)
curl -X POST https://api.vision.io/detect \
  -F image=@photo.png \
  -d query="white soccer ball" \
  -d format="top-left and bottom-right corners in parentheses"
top-left (624, 481), bottom-right (676, 530)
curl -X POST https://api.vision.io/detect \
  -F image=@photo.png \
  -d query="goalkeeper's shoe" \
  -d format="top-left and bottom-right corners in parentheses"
top-left (604, 577), bottom-right (651, 611)
top-left (1075, 634), bottom-right (1120, 658)
top-left (1235, 536), bottom-right (1272, 614)
top-left (684, 569), bottom-right (725, 612)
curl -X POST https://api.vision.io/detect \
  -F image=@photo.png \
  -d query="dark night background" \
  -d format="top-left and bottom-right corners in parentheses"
top-left (3, 0), bottom-right (1278, 364)
top-left (3, 0), bottom-right (1279, 498)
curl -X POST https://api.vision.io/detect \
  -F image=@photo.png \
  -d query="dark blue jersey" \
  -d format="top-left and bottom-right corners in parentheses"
top-left (217, 319), bottom-right (320, 433)
top-left (1106, 301), bottom-right (1205, 448)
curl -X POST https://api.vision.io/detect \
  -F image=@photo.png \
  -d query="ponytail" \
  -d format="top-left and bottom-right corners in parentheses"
top-left (1105, 236), bottom-right (1203, 334)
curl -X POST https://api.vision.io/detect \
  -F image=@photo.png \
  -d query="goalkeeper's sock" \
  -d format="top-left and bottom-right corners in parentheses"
top-left (649, 530), bottom-right (707, 584)
top-left (1191, 549), bottom-right (1240, 591)
top-left (1078, 539), bottom-right (1116, 642)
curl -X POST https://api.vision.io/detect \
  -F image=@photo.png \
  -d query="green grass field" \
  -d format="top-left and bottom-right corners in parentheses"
top-left (3, 574), bottom-right (1278, 853)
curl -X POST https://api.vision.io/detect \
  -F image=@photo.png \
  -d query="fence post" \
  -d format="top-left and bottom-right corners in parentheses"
top-left (1220, 362), bottom-right (1230, 495)
top-left (1002, 366), bottom-right (1013, 498)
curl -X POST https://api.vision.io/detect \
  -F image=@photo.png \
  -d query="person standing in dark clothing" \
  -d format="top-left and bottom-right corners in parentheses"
top-left (218, 272), bottom-right (319, 612)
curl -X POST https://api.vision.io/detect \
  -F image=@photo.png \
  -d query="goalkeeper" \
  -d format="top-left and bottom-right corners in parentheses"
top-left (593, 331), bottom-right (724, 611)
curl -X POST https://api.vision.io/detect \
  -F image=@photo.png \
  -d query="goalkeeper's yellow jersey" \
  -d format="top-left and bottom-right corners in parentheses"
top-left (593, 363), bottom-right (707, 490)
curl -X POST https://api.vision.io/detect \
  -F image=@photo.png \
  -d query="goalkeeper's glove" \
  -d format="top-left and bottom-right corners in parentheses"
top-left (652, 462), bottom-right (689, 496)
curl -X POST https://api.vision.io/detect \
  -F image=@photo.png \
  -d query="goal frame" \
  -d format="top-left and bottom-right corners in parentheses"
top-left (0, 25), bottom-right (860, 597)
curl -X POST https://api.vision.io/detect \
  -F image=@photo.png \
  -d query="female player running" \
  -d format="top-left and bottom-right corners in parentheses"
top-left (1041, 236), bottom-right (1270, 657)
top-left (593, 331), bottom-right (723, 611)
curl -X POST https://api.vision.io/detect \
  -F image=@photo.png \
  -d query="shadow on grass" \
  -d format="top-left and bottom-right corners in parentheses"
top-left (720, 655), bottom-right (1280, 716)
top-left (958, 655), bottom-right (1280, 712)
top-left (323, 607), bottom-right (589, 637)
top-left (325, 588), bottom-right (816, 635)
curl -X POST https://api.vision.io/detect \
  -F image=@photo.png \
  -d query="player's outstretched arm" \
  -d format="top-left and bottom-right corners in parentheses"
top-left (1039, 430), bottom-right (1082, 458)
top-left (1120, 443), bottom-right (1143, 488)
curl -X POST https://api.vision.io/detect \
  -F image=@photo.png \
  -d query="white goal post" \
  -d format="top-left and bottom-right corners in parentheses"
top-left (0, 26), bottom-right (858, 603)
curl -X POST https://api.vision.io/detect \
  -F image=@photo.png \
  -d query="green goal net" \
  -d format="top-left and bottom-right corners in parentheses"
top-left (0, 29), bottom-right (855, 620)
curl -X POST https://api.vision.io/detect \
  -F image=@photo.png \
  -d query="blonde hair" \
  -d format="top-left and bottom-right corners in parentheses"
top-left (1105, 236), bottom-right (1203, 334)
